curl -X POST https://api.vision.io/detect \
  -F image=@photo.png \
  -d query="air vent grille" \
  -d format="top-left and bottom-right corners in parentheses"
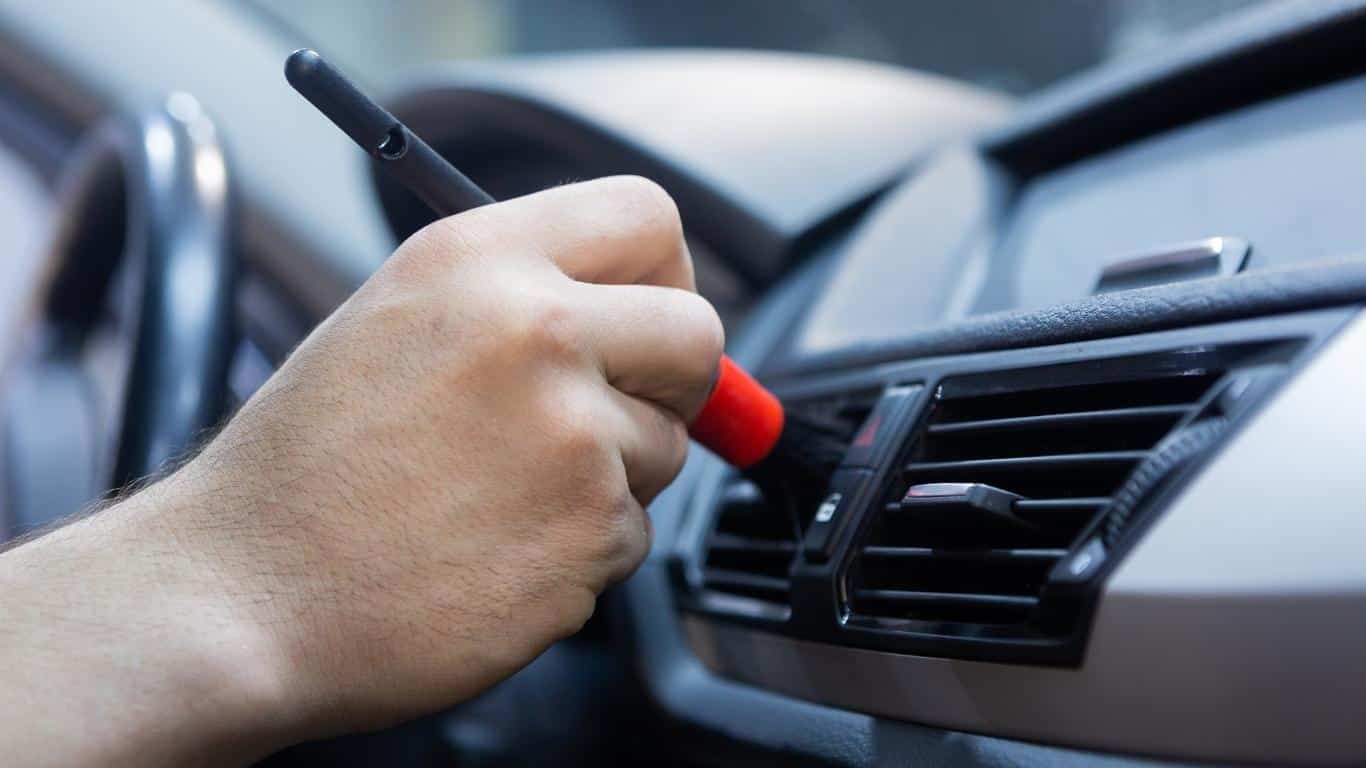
top-left (678, 319), bottom-right (1330, 665)
top-left (847, 366), bottom-right (1226, 629)
top-left (702, 478), bottom-right (796, 604)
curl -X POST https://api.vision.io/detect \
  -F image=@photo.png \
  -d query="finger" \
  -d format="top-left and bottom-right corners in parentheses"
top-left (574, 282), bottom-right (724, 422)
top-left (606, 387), bottom-right (691, 504)
top-left (602, 490), bottom-right (653, 587)
top-left (416, 175), bottom-right (695, 290)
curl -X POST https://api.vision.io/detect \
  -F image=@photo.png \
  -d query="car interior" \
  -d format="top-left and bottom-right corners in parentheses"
top-left (2, 1), bottom-right (1365, 765)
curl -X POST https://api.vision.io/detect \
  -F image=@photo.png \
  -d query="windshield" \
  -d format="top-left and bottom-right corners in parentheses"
top-left (249, 0), bottom-right (1269, 95)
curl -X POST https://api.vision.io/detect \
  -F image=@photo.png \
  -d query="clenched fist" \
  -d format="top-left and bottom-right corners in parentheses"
top-left (0, 177), bottom-right (723, 766)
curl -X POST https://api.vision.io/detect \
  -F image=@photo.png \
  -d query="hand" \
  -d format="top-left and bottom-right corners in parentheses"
top-left (0, 176), bottom-right (723, 765)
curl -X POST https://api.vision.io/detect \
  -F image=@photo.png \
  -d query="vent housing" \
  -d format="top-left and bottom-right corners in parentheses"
top-left (843, 342), bottom-right (1295, 647)
top-left (677, 313), bottom-right (1342, 667)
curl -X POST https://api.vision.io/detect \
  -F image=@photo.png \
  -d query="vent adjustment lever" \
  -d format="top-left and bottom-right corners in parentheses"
top-left (896, 483), bottom-right (1031, 532)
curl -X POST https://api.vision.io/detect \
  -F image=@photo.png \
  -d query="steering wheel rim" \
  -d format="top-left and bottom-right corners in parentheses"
top-left (1, 95), bottom-right (237, 535)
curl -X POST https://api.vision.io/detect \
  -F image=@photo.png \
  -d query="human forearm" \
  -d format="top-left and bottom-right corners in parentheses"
top-left (0, 480), bottom-right (295, 767)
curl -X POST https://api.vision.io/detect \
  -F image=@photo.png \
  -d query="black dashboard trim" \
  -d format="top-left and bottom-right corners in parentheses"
top-left (764, 255), bottom-right (1366, 381)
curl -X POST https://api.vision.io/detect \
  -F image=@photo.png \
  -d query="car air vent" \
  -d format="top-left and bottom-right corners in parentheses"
top-left (844, 342), bottom-right (1298, 644)
top-left (698, 389), bottom-right (878, 615)
top-left (701, 477), bottom-right (797, 605)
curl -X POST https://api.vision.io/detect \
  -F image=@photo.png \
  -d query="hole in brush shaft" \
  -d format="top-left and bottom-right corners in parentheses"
top-left (377, 124), bottom-right (407, 160)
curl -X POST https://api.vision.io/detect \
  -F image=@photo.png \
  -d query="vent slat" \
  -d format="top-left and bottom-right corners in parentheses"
top-left (851, 588), bottom-right (1040, 623)
top-left (1013, 498), bottom-right (1110, 524)
top-left (861, 546), bottom-right (1067, 562)
top-left (853, 588), bottom-right (1038, 608)
top-left (906, 452), bottom-right (1149, 475)
top-left (1013, 497), bottom-right (1111, 511)
top-left (928, 405), bottom-right (1192, 434)
top-left (886, 499), bottom-right (1111, 515)
top-left (932, 372), bottom-right (1221, 422)
top-left (703, 569), bottom-right (790, 600)
top-left (902, 453), bottom-right (1147, 498)
top-left (707, 534), bottom-right (797, 555)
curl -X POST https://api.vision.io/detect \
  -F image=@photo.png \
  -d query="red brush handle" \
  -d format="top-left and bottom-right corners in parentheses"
top-left (688, 355), bottom-right (784, 469)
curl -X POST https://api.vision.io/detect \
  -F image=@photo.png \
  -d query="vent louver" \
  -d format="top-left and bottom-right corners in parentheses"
top-left (701, 478), bottom-right (797, 605)
top-left (846, 362), bottom-right (1229, 631)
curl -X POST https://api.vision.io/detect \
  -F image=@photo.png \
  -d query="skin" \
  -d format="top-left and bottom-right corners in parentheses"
top-left (0, 176), bottom-right (724, 766)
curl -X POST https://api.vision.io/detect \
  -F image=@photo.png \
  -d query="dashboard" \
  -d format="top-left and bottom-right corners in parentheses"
top-left (3, 0), bottom-right (1366, 765)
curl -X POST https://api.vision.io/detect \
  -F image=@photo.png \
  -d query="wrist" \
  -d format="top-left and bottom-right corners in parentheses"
top-left (116, 470), bottom-right (308, 759)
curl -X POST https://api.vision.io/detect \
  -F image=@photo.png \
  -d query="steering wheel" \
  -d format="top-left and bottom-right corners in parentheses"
top-left (1, 95), bottom-right (238, 537)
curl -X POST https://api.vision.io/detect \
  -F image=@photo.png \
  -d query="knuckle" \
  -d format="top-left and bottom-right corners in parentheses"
top-left (642, 406), bottom-right (689, 479)
top-left (551, 588), bottom-right (597, 639)
top-left (512, 295), bottom-right (581, 362)
top-left (601, 175), bottom-right (683, 242)
top-left (547, 386), bottom-right (611, 462)
top-left (671, 291), bottom-right (726, 382)
top-left (560, 419), bottom-right (605, 463)
top-left (597, 490), bottom-right (649, 570)
top-left (665, 418), bottom-right (691, 479)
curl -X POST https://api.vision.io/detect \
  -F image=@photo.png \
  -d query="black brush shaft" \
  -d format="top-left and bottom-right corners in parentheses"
top-left (285, 48), bottom-right (495, 217)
